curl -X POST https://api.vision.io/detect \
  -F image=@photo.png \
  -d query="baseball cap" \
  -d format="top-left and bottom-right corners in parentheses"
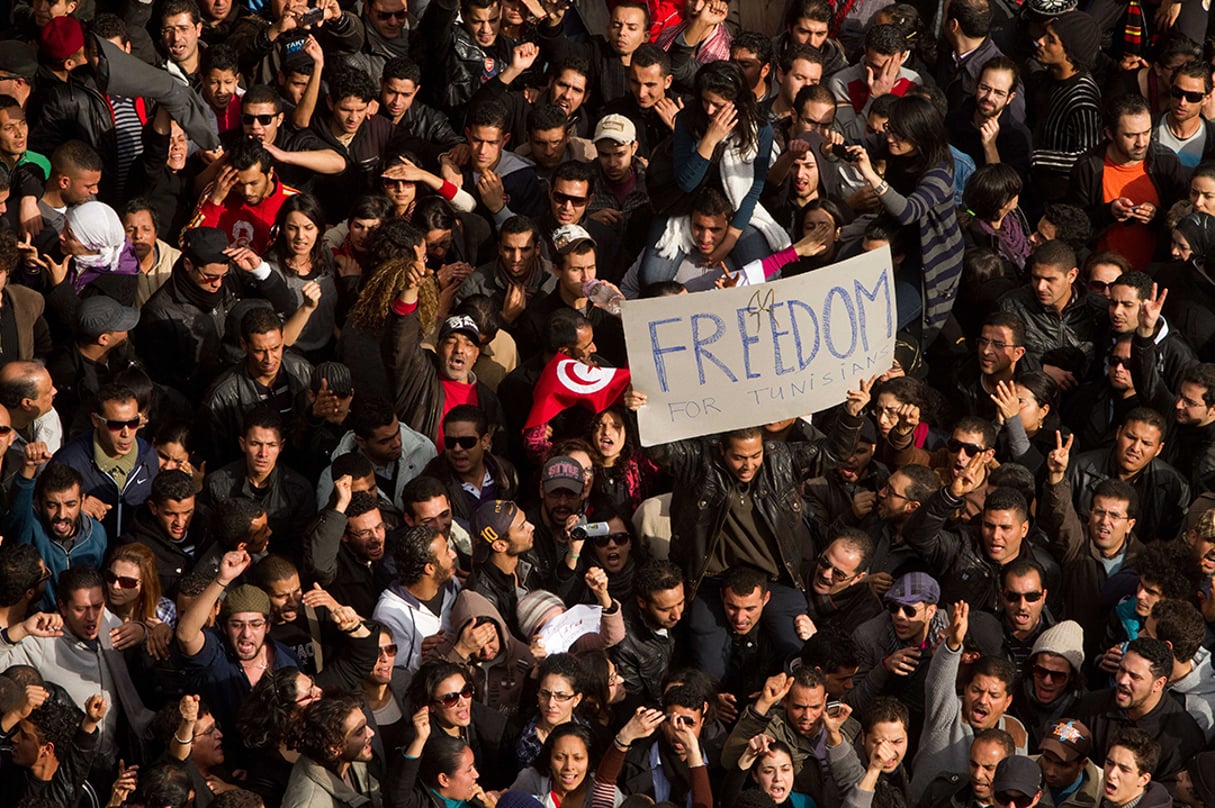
top-left (1186, 752), bottom-right (1215, 807)
top-left (1039, 719), bottom-right (1093, 763)
top-left (885, 572), bottom-right (940, 605)
top-left (552, 224), bottom-right (596, 255)
top-left (542, 455), bottom-right (585, 494)
top-left (76, 296), bottom-right (140, 340)
top-left (182, 227), bottom-right (231, 266)
top-left (438, 314), bottom-right (480, 342)
top-left (991, 756), bottom-right (1043, 798)
top-left (40, 17), bottom-right (84, 61)
top-left (0, 41), bottom-right (37, 79)
top-left (594, 114), bottom-right (637, 145)
top-left (473, 500), bottom-right (519, 546)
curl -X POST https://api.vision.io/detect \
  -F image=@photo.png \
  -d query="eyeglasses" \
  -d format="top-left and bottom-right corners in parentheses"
top-left (376, 9), bottom-right (409, 19)
top-left (195, 266), bottom-right (229, 283)
top-left (194, 723), bottom-right (222, 739)
top-left (592, 532), bottom-right (631, 547)
top-left (871, 405), bottom-right (900, 421)
top-left (37, 566), bottom-right (52, 584)
top-left (539, 688), bottom-right (577, 703)
top-left (947, 438), bottom-right (986, 457)
top-left (1091, 508), bottom-right (1128, 522)
top-left (0, 74), bottom-right (20, 82)
top-left (976, 82), bottom-right (1010, 99)
top-left (817, 552), bottom-right (858, 583)
top-left (378, 644), bottom-right (398, 657)
top-left (0, 425), bottom-right (12, 436)
top-left (1003, 590), bottom-right (1043, 603)
top-left (975, 336), bottom-right (1020, 350)
top-left (104, 570), bottom-right (140, 589)
top-left (1032, 665), bottom-right (1069, 682)
top-left (103, 417), bottom-right (142, 432)
top-left (445, 435), bottom-right (479, 449)
top-left (995, 793), bottom-right (1037, 808)
top-left (887, 602), bottom-right (919, 618)
top-left (1171, 86), bottom-right (1206, 103)
top-left (434, 683), bottom-right (474, 707)
top-left (241, 113), bottom-right (276, 126)
top-left (347, 521), bottom-right (386, 541)
top-left (878, 483), bottom-right (912, 503)
top-left (1107, 356), bottom-right (1132, 369)
top-left (552, 191), bottom-right (589, 207)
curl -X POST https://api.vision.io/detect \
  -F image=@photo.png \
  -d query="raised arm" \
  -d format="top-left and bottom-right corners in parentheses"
top-left (176, 549), bottom-right (250, 657)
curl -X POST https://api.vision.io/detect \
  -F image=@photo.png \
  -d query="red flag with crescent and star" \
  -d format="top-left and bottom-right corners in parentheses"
top-left (523, 356), bottom-right (631, 430)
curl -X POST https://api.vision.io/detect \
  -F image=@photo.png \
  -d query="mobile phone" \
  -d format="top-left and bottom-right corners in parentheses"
top-left (298, 6), bottom-right (324, 26)
top-left (836, 140), bottom-right (862, 162)
top-left (826, 701), bottom-right (843, 717)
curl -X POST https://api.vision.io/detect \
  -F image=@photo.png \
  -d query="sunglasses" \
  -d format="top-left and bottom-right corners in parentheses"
top-left (378, 644), bottom-right (398, 657)
top-left (995, 793), bottom-right (1037, 808)
top-left (1171, 86), bottom-right (1206, 103)
top-left (552, 191), bottom-right (589, 207)
top-left (887, 602), bottom-right (918, 618)
top-left (434, 682), bottom-right (474, 707)
top-left (376, 9), bottom-right (408, 19)
top-left (947, 438), bottom-right (985, 457)
top-left (383, 177), bottom-right (413, 188)
top-left (1087, 279), bottom-right (1114, 293)
top-left (817, 552), bottom-right (856, 583)
top-left (592, 532), bottom-right (631, 547)
top-left (104, 570), bottom-right (140, 589)
top-left (242, 113), bottom-right (276, 126)
top-left (445, 435), bottom-right (479, 450)
top-left (1004, 590), bottom-right (1044, 603)
top-left (103, 417), bottom-right (142, 432)
top-left (1107, 356), bottom-right (1132, 369)
top-left (1032, 665), bottom-right (1069, 682)
top-left (0, 425), bottom-right (12, 436)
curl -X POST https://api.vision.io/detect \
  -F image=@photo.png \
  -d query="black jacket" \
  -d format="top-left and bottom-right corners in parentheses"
top-left (200, 462), bottom-right (317, 562)
top-left (903, 486), bottom-right (1063, 612)
top-left (120, 503), bottom-right (211, 596)
top-left (303, 508), bottom-right (393, 619)
top-left (1157, 259), bottom-right (1215, 362)
top-left (611, 605), bottom-right (676, 704)
top-left (998, 285), bottom-right (1108, 376)
top-left (1065, 446), bottom-right (1190, 543)
top-left (1068, 141), bottom-right (1187, 235)
top-left (651, 414), bottom-right (862, 593)
top-left (1073, 688), bottom-right (1205, 787)
top-left (420, 452), bottom-right (518, 529)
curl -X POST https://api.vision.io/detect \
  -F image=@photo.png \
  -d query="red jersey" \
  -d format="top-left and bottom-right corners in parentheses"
top-left (184, 172), bottom-right (299, 255)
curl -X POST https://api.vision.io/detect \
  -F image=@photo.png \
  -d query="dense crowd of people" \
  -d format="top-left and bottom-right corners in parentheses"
top-left (1, 0), bottom-right (1215, 807)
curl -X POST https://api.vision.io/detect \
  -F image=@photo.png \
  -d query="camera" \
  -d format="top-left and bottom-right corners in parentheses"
top-left (569, 518), bottom-right (610, 541)
top-left (297, 6), bottom-right (324, 27)
top-left (832, 140), bottom-right (862, 162)
top-left (667, 713), bottom-right (693, 727)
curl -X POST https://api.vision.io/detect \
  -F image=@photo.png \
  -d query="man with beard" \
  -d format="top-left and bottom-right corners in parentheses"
top-left (177, 548), bottom-right (300, 743)
top-left (1074, 637), bottom-right (1205, 788)
top-left (953, 313), bottom-right (1028, 423)
top-left (865, 464), bottom-right (939, 596)
top-left (523, 455), bottom-right (591, 589)
top-left (998, 560), bottom-right (1056, 676)
top-left (401, 475), bottom-right (474, 576)
top-left (121, 470), bottom-right (208, 595)
top-left (0, 566), bottom-right (150, 771)
top-left (916, 728), bottom-right (1015, 808)
top-left (618, 685), bottom-right (712, 804)
top-left (455, 216), bottom-right (555, 329)
top-left (422, 405), bottom-right (517, 530)
top-left (1010, 622), bottom-right (1086, 749)
top-left (801, 528), bottom-right (881, 637)
top-left (281, 694), bottom-right (379, 808)
top-left (7, 453), bottom-right (105, 608)
top-left (374, 524), bottom-right (460, 673)
top-left (305, 482), bottom-right (393, 620)
top-left (473, 46), bottom-right (592, 145)
top-left (464, 500), bottom-right (537, 639)
top-left (946, 57), bottom-right (1032, 174)
top-left (1070, 95), bottom-right (1185, 272)
top-left (1106, 275), bottom-right (1194, 402)
top-left (1037, 719), bottom-right (1102, 808)
top-left (0, 544), bottom-right (51, 629)
top-left (1142, 599), bottom-right (1215, 742)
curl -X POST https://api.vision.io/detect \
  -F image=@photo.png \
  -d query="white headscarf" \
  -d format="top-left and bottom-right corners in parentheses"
top-left (65, 200), bottom-right (126, 270)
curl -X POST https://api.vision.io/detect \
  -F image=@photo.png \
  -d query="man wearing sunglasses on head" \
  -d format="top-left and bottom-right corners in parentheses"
top-left (51, 383), bottom-right (157, 539)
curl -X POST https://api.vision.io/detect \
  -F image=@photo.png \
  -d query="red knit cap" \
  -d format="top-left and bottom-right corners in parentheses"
top-left (40, 16), bottom-right (84, 61)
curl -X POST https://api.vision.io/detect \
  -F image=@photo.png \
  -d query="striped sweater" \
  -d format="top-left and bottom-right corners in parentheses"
top-left (1030, 72), bottom-right (1103, 201)
top-left (879, 162), bottom-right (964, 339)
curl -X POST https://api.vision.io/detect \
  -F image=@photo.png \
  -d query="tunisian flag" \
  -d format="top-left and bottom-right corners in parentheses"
top-left (524, 356), bottom-right (631, 430)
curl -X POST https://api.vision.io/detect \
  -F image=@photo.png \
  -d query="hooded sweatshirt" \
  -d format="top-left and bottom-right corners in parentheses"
top-left (439, 589), bottom-right (534, 716)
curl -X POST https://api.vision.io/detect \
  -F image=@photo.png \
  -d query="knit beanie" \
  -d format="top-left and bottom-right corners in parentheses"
top-left (1030, 619), bottom-right (1085, 674)
top-left (221, 584), bottom-right (272, 620)
top-left (516, 590), bottom-right (564, 638)
top-left (1049, 12), bottom-right (1099, 73)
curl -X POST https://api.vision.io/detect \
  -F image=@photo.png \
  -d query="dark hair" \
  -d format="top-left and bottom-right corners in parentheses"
top-left (862, 697), bottom-right (910, 732)
top-left (611, 0), bottom-right (650, 26)
top-left (983, 487), bottom-right (1028, 523)
top-left (121, 197), bottom-right (161, 235)
top-left (722, 565), bottom-right (769, 598)
top-left (0, 544), bottom-right (44, 607)
top-left (331, 452), bottom-right (373, 485)
top-left (964, 163), bottom-right (1022, 221)
top-left (242, 84), bottom-right (283, 112)
top-left (576, 648), bottom-right (614, 725)
top-left (946, 0), bottom-right (991, 37)
top-left (886, 95), bottom-right (952, 189)
top-left (787, 0), bottom-right (831, 25)
top-left (538, 653), bottom-right (585, 694)
top-left (552, 160), bottom-right (594, 188)
top-left (242, 406), bottom-right (284, 440)
top-left (1085, 252), bottom-right (1128, 284)
top-left (1028, 240), bottom-right (1078, 273)
top-left (546, 308), bottom-right (593, 354)
top-left (1174, 59), bottom-right (1214, 92)
top-left (350, 397), bottom-right (397, 439)
top-left (1092, 478), bottom-right (1139, 519)
top-left (974, 728), bottom-right (1015, 755)
top-left (987, 464), bottom-right (1036, 507)
top-left (1122, 406), bottom-right (1168, 435)
top-left (56, 566), bottom-right (103, 604)
top-left (136, 762), bottom-right (193, 808)
top-left (286, 693), bottom-right (364, 771)
top-left (34, 462), bottom-right (83, 501)
top-left (240, 306), bottom-right (282, 343)
top-left (202, 42), bottom-right (239, 76)
top-left (210, 789), bottom-right (266, 808)
top-left (865, 23), bottom-right (907, 55)
top-left (328, 65), bottom-right (378, 103)
top-left (897, 464), bottom-right (940, 503)
top-left (1180, 363), bottom-right (1215, 405)
top-left (1110, 270), bottom-right (1153, 300)
top-left (979, 55), bottom-right (1020, 88)
top-left (414, 196), bottom-right (457, 235)
top-left (28, 700), bottom-right (85, 760)
top-left (251, 554), bottom-right (298, 589)
top-left (1104, 93), bottom-right (1152, 130)
top-left (662, 681), bottom-right (707, 713)
top-left (1015, 370), bottom-right (1059, 413)
top-left (791, 664), bottom-right (827, 691)
top-left (1109, 727), bottom-right (1161, 776)
top-left (443, 404), bottom-right (489, 437)
top-left (798, 629), bottom-right (860, 672)
top-left (527, 102), bottom-right (569, 134)
top-left (455, 295), bottom-right (501, 342)
top-left (369, 219), bottom-right (425, 268)
top-left (382, 56), bottom-right (422, 84)
top-left (150, 469), bottom-right (195, 505)
top-left (536, 723), bottom-right (595, 777)
top-left (1126, 636), bottom-right (1174, 681)
top-left (635, 559), bottom-right (683, 600)
top-left (1040, 204), bottom-right (1093, 251)
top-left (213, 497), bottom-right (266, 551)
top-left (51, 140), bottom-right (103, 178)
top-left (273, 193), bottom-right (329, 271)
top-left (965, 655), bottom-right (1016, 690)
top-left (160, 0), bottom-right (201, 23)
top-left (419, 733), bottom-right (472, 788)
top-left (688, 61), bottom-right (761, 155)
top-left (90, 12), bottom-right (130, 43)
top-left (400, 475), bottom-right (449, 513)
top-left (393, 525), bottom-right (442, 585)
top-left (406, 659), bottom-right (471, 713)
top-left (466, 99), bottom-right (508, 133)
top-left (346, 490), bottom-right (380, 520)
top-left (779, 42), bottom-right (822, 74)
top-left (1135, 541), bottom-right (1202, 598)
top-left (982, 311), bottom-right (1027, 346)
top-left (1150, 599), bottom-right (1206, 660)
top-left (151, 697), bottom-right (214, 746)
top-left (954, 414), bottom-right (998, 449)
top-left (734, 31), bottom-right (774, 65)
top-left (1001, 558), bottom-right (1045, 589)
top-left (829, 526), bottom-right (874, 572)
top-left (632, 43), bottom-right (670, 74)
top-left (691, 187), bottom-right (733, 219)
top-left (229, 137), bottom-right (273, 174)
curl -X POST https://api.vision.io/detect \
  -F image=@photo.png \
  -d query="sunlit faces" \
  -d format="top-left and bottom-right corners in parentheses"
top-left (549, 178), bottom-right (589, 224)
top-left (1113, 419), bottom-right (1164, 477)
top-left (367, 0), bottom-right (409, 39)
top-left (628, 61), bottom-right (671, 108)
top-left (225, 609), bottom-right (269, 660)
top-left (788, 15), bottom-right (829, 48)
top-left (438, 746), bottom-right (480, 801)
top-left (437, 331), bottom-right (479, 383)
top-left (790, 151), bottom-right (820, 200)
top-left (331, 94), bottom-right (371, 135)
top-left (462, 2), bottom-right (501, 48)
top-left (1171, 228), bottom-right (1193, 261)
top-left (691, 210), bottom-right (729, 257)
top-left (1001, 569), bottom-right (1046, 638)
top-left (339, 707), bottom-right (376, 763)
top-left (975, 67), bottom-right (1017, 120)
top-left (240, 425), bottom-right (284, 480)
top-left (752, 746), bottom-right (795, 803)
top-left (1107, 111), bottom-right (1151, 164)
top-left (444, 418), bottom-right (490, 475)
top-left (1175, 380), bottom-right (1215, 426)
top-left (721, 583), bottom-right (769, 635)
top-left (595, 138), bottom-right (637, 183)
top-left (1107, 284), bottom-right (1142, 334)
top-left (549, 733), bottom-right (591, 793)
top-left (780, 58), bottom-right (822, 105)
top-left (381, 76), bottom-right (418, 121)
top-left (104, 559), bottom-right (143, 610)
top-left (1191, 173), bottom-right (1215, 214)
top-left (1029, 651), bottom-right (1072, 704)
top-left (731, 46), bottom-right (769, 91)
top-left (122, 209), bottom-right (158, 262)
top-left (536, 672), bottom-right (582, 727)
top-left (0, 105), bottom-right (29, 159)
top-left (234, 164), bottom-right (273, 205)
top-left (149, 493), bottom-right (195, 543)
top-left (969, 739), bottom-right (1011, 801)
top-left (161, 11), bottom-right (202, 67)
top-left (1088, 493), bottom-right (1135, 557)
top-left (549, 69), bottom-right (588, 117)
top-left (784, 683), bottom-right (826, 737)
top-left (863, 720), bottom-right (908, 773)
top-left (264, 573), bottom-right (304, 623)
top-left (498, 229), bottom-right (537, 277)
top-left (720, 434), bottom-right (763, 484)
top-left (962, 673), bottom-right (1013, 730)
top-left (1033, 25), bottom-right (1069, 68)
top-left (1103, 745), bottom-right (1152, 806)
top-left (1030, 262), bottom-right (1078, 310)
top-left (431, 672), bottom-right (474, 727)
top-left (344, 506), bottom-right (387, 562)
top-left (639, 583), bottom-right (685, 629)
top-left (466, 124), bottom-right (507, 172)
top-left (283, 210), bottom-right (319, 259)
top-left (93, 397), bottom-right (141, 457)
top-left (242, 328), bottom-right (285, 383)
top-left (203, 68), bottom-right (239, 113)
top-left (607, 4), bottom-right (647, 56)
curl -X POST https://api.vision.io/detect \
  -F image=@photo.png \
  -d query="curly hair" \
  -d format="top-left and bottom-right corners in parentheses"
top-left (284, 692), bottom-right (364, 771)
top-left (29, 700), bottom-right (85, 758)
top-left (346, 253), bottom-right (437, 337)
top-left (236, 667), bottom-right (308, 750)
top-left (106, 543), bottom-right (163, 622)
top-left (392, 525), bottom-right (442, 586)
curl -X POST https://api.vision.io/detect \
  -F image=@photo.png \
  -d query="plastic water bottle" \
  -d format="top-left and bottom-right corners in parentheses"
top-left (583, 280), bottom-right (625, 317)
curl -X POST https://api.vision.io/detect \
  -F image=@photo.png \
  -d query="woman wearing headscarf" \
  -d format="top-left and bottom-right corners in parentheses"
top-left (60, 200), bottom-right (141, 303)
top-left (1155, 211), bottom-right (1215, 361)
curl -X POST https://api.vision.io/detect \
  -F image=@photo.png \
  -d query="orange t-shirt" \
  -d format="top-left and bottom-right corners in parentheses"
top-left (1098, 156), bottom-right (1159, 270)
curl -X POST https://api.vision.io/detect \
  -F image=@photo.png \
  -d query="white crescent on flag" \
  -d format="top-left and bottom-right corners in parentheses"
top-left (554, 359), bottom-right (617, 395)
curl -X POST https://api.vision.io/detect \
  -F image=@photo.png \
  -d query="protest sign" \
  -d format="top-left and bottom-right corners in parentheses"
top-left (621, 248), bottom-right (896, 446)
top-left (536, 604), bottom-right (602, 654)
